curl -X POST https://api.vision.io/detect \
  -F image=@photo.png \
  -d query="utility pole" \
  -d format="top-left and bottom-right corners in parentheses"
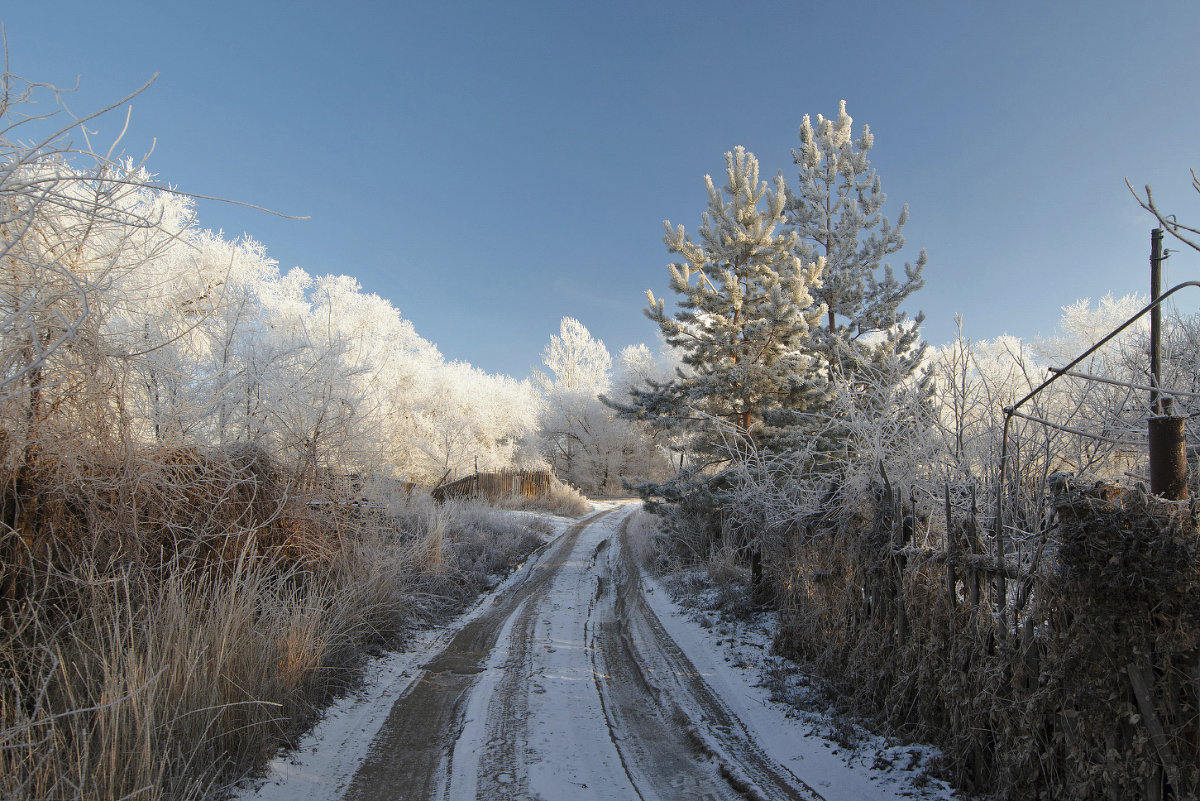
top-left (1148, 227), bottom-right (1188, 499)
top-left (1150, 227), bottom-right (1164, 414)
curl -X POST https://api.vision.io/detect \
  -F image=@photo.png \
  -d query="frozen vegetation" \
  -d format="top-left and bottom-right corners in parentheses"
top-left (4, 59), bottom-right (1200, 801)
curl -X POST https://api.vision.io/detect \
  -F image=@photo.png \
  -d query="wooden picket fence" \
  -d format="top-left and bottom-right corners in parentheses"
top-left (431, 469), bottom-right (553, 503)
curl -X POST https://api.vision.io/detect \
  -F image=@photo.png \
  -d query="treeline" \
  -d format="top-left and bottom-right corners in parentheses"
top-left (1, 150), bottom-right (538, 487)
top-left (0, 82), bottom-right (670, 497)
top-left (0, 69), bottom-right (585, 800)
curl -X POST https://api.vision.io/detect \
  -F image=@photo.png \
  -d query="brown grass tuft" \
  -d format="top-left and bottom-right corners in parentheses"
top-left (0, 448), bottom-right (548, 800)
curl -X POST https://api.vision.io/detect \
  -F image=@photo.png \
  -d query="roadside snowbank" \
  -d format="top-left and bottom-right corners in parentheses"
top-left (644, 567), bottom-right (963, 800)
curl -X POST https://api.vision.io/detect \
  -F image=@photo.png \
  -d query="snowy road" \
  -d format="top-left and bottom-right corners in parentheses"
top-left (242, 503), bottom-right (954, 801)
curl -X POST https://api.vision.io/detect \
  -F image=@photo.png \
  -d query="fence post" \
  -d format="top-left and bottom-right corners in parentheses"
top-left (969, 483), bottom-right (980, 611)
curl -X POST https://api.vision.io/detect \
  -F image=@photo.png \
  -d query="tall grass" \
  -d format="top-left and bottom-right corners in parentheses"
top-left (0, 454), bottom-right (550, 800)
top-left (494, 475), bottom-right (592, 517)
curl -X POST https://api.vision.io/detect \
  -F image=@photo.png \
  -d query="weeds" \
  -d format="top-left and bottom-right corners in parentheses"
top-left (493, 476), bottom-right (592, 517)
top-left (0, 450), bottom-right (550, 801)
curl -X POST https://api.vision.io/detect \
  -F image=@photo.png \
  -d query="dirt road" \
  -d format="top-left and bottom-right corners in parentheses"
top-left (244, 504), bottom-right (952, 801)
top-left (333, 504), bottom-right (815, 800)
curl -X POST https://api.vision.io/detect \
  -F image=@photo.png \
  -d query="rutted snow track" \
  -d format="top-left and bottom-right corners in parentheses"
top-left (342, 508), bottom-right (618, 801)
top-left (590, 517), bottom-right (821, 801)
top-left (245, 504), bottom-right (948, 801)
top-left (336, 503), bottom-right (818, 801)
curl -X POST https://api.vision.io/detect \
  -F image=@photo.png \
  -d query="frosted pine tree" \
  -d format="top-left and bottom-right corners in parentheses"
top-left (773, 101), bottom-right (929, 457)
top-left (611, 147), bottom-right (822, 496)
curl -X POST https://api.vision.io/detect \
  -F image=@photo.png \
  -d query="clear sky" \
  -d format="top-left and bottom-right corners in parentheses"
top-left (4, 1), bottom-right (1200, 378)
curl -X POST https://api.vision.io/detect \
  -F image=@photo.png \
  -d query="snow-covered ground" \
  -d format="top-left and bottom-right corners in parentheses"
top-left (643, 561), bottom-right (958, 800)
top-left (234, 502), bottom-right (961, 800)
top-left (232, 507), bottom-right (579, 801)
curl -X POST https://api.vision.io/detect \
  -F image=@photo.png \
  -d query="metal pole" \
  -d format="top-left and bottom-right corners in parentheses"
top-left (1146, 229), bottom-right (1188, 498)
top-left (1149, 415), bottom-right (1188, 499)
top-left (997, 281), bottom-right (1200, 507)
top-left (1151, 228), bottom-right (1164, 414)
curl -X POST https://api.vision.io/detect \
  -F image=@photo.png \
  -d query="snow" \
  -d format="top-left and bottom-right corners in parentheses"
top-left (231, 509), bottom-right (576, 801)
top-left (445, 508), bottom-right (635, 800)
top-left (640, 570), bottom-right (961, 800)
top-left (234, 502), bottom-right (963, 801)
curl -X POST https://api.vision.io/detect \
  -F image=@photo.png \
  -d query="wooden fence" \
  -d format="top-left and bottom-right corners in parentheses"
top-left (431, 469), bottom-right (553, 503)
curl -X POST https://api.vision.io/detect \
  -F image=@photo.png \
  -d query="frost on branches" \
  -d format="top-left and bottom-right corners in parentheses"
top-left (0, 71), bottom-right (539, 488)
top-left (612, 147), bottom-right (822, 503)
top-left (612, 104), bottom-right (933, 534)
top-left (767, 101), bottom-right (930, 464)
top-left (534, 318), bottom-right (672, 494)
top-left (790, 100), bottom-right (926, 368)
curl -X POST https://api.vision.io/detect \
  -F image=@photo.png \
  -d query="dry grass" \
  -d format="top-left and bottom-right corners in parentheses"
top-left (762, 485), bottom-right (1200, 800)
top-left (493, 475), bottom-right (592, 517)
top-left (3, 553), bottom-right (354, 800)
top-left (0, 450), bottom-right (549, 801)
top-left (645, 475), bottom-right (1200, 799)
top-left (623, 507), bottom-right (659, 568)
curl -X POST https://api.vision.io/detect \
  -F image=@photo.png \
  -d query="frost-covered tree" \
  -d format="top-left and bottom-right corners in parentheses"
top-left (534, 317), bottom-right (611, 484)
top-left (1032, 293), bottom-right (1149, 466)
top-left (0, 64), bottom-right (546, 500)
top-left (612, 343), bottom-right (666, 395)
top-left (606, 344), bottom-right (676, 484)
top-left (0, 159), bottom-right (186, 462)
top-left (411, 361), bottom-right (539, 481)
top-left (534, 318), bottom-right (669, 493)
top-left (670, 147), bottom-right (825, 439)
top-left (925, 296), bottom-right (1157, 532)
top-left (789, 100), bottom-right (926, 369)
top-left (618, 147), bottom-right (821, 469)
top-left (769, 101), bottom-right (929, 458)
top-left (610, 342), bottom-right (686, 471)
top-left (538, 316), bottom-right (611, 394)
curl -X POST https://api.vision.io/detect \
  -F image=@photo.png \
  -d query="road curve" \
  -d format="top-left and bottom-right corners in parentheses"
top-left (342, 503), bottom-right (823, 801)
top-left (343, 508), bottom-right (615, 801)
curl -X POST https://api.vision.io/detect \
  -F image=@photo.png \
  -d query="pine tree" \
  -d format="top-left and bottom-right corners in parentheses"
top-left (614, 146), bottom-right (822, 481)
top-left (773, 101), bottom-right (929, 457)
top-left (791, 100), bottom-right (925, 370)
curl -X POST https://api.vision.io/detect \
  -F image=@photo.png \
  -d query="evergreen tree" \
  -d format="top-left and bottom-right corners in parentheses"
top-left (790, 101), bottom-right (925, 356)
top-left (773, 101), bottom-right (929, 456)
top-left (613, 147), bottom-right (822, 485)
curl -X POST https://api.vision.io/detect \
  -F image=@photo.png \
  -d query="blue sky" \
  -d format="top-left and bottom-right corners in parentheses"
top-left (4, 1), bottom-right (1200, 378)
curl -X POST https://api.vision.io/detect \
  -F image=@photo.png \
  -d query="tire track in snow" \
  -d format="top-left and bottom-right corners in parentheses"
top-left (471, 580), bottom-right (537, 799)
top-left (465, 505), bottom-right (638, 800)
top-left (589, 516), bottom-right (825, 801)
top-left (590, 535), bottom-right (731, 800)
top-left (342, 508), bottom-right (613, 801)
top-left (344, 504), bottom-right (821, 801)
